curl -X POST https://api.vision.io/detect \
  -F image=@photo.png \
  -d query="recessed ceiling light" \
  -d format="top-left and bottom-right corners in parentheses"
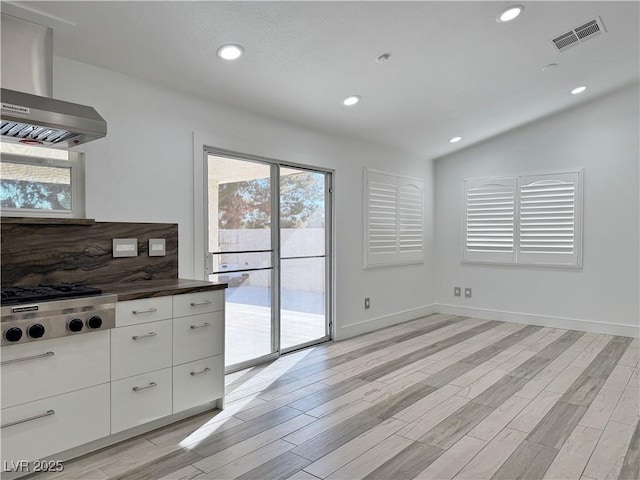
top-left (497, 5), bottom-right (524, 23)
top-left (217, 44), bottom-right (244, 60)
top-left (542, 63), bottom-right (558, 72)
top-left (571, 85), bottom-right (587, 95)
top-left (376, 53), bottom-right (391, 63)
top-left (449, 136), bottom-right (462, 143)
top-left (343, 95), bottom-right (361, 106)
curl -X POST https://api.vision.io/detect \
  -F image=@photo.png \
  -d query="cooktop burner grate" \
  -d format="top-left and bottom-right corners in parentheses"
top-left (0, 284), bottom-right (103, 306)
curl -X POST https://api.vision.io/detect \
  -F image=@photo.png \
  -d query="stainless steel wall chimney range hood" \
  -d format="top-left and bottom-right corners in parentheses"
top-left (1, 13), bottom-right (107, 149)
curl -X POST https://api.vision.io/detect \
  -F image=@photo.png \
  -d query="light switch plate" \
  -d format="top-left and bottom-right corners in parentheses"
top-left (113, 238), bottom-right (138, 257)
top-left (149, 238), bottom-right (166, 257)
top-left (465, 288), bottom-right (472, 298)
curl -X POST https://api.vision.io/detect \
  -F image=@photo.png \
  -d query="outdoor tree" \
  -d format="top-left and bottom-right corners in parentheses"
top-left (218, 172), bottom-right (324, 229)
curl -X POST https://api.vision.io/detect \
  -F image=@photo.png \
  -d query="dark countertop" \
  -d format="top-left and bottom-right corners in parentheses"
top-left (96, 278), bottom-right (227, 301)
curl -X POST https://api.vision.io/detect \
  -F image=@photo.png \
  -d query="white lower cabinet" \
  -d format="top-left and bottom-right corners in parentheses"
top-left (172, 312), bottom-right (223, 365)
top-left (173, 355), bottom-right (223, 413)
top-left (110, 368), bottom-right (172, 433)
top-left (1, 384), bottom-right (110, 463)
top-left (1, 289), bottom-right (225, 472)
top-left (115, 296), bottom-right (172, 327)
top-left (111, 290), bottom-right (225, 433)
top-left (110, 319), bottom-right (172, 380)
top-left (1, 331), bottom-right (110, 408)
top-left (172, 290), bottom-right (224, 318)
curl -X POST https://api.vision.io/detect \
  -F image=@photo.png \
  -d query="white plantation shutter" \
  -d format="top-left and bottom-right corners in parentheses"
top-left (398, 178), bottom-right (424, 254)
top-left (462, 170), bottom-right (582, 267)
top-left (463, 178), bottom-right (516, 263)
top-left (368, 172), bottom-right (398, 256)
top-left (365, 169), bottom-right (424, 268)
top-left (518, 171), bottom-right (582, 266)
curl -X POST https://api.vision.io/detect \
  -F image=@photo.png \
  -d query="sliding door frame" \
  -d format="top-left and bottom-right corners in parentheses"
top-left (195, 142), bottom-right (334, 373)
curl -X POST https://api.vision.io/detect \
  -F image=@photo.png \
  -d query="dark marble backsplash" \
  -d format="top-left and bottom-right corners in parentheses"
top-left (1, 219), bottom-right (178, 286)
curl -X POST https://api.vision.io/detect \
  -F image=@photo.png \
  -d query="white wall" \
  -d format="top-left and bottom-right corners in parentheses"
top-left (53, 57), bottom-right (436, 340)
top-left (434, 84), bottom-right (640, 337)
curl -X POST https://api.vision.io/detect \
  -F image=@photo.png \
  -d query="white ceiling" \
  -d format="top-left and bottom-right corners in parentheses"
top-left (3, 1), bottom-right (639, 159)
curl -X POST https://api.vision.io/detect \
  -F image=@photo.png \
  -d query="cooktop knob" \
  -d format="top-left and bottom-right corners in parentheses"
top-left (5, 327), bottom-right (23, 342)
top-left (67, 318), bottom-right (84, 332)
top-left (87, 316), bottom-right (102, 329)
top-left (28, 324), bottom-right (45, 338)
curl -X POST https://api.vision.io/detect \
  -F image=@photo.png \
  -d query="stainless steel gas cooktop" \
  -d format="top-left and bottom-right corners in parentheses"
top-left (1, 285), bottom-right (116, 346)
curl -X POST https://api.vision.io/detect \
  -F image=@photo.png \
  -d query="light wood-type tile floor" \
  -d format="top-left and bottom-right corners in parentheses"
top-left (26, 314), bottom-right (640, 480)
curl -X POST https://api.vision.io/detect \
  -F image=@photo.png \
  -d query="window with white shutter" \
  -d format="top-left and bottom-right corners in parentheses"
top-left (518, 171), bottom-right (582, 267)
top-left (463, 178), bottom-right (516, 263)
top-left (463, 169), bottom-right (582, 267)
top-left (364, 168), bottom-right (424, 268)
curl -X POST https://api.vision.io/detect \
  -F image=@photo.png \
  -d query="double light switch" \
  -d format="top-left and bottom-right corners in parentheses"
top-left (112, 238), bottom-right (166, 257)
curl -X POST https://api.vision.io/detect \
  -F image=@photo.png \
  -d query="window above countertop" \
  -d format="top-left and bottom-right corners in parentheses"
top-left (0, 142), bottom-right (85, 218)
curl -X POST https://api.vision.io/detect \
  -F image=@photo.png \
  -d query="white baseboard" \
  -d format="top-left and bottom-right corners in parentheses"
top-left (435, 304), bottom-right (639, 338)
top-left (336, 304), bottom-right (438, 340)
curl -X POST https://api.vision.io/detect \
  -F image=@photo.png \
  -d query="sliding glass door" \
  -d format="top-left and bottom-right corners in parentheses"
top-left (280, 167), bottom-right (329, 351)
top-left (207, 155), bottom-right (276, 368)
top-left (206, 151), bottom-right (331, 371)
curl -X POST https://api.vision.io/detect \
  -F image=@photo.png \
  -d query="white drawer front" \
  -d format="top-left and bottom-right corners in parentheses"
top-left (116, 296), bottom-right (172, 327)
top-left (173, 356), bottom-right (223, 413)
top-left (1, 331), bottom-right (110, 408)
top-left (173, 312), bottom-right (223, 365)
top-left (111, 320), bottom-right (172, 380)
top-left (111, 368), bottom-right (172, 434)
top-left (173, 290), bottom-right (224, 318)
top-left (1, 383), bottom-right (110, 464)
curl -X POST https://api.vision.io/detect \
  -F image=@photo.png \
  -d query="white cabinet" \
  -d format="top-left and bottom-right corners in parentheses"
top-left (173, 312), bottom-right (223, 365)
top-left (111, 289), bottom-right (224, 433)
top-left (111, 319), bottom-right (172, 380)
top-left (0, 329), bottom-right (110, 470)
top-left (111, 296), bottom-right (174, 433)
top-left (1, 287), bottom-right (225, 474)
top-left (171, 291), bottom-right (224, 414)
top-left (2, 384), bottom-right (110, 463)
top-left (173, 290), bottom-right (224, 318)
top-left (110, 368), bottom-right (173, 433)
top-left (173, 355), bottom-right (224, 413)
top-left (1, 383), bottom-right (110, 465)
top-left (1, 331), bottom-right (110, 408)
top-left (1, 332), bottom-right (110, 468)
top-left (116, 296), bottom-right (172, 327)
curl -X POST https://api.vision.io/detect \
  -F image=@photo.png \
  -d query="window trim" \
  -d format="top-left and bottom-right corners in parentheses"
top-left (462, 169), bottom-right (583, 269)
top-left (364, 167), bottom-right (425, 269)
top-left (0, 150), bottom-right (85, 218)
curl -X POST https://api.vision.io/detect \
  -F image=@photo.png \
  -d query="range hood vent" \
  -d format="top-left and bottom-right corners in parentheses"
top-left (0, 14), bottom-right (107, 149)
top-left (550, 17), bottom-right (606, 53)
top-left (1, 89), bottom-right (107, 148)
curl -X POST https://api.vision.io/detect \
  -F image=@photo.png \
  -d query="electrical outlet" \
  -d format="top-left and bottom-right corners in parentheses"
top-left (465, 288), bottom-right (472, 298)
top-left (364, 297), bottom-right (371, 309)
top-left (454, 287), bottom-right (461, 297)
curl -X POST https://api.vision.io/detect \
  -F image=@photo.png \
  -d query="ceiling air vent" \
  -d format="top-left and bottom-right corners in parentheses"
top-left (550, 16), bottom-right (606, 53)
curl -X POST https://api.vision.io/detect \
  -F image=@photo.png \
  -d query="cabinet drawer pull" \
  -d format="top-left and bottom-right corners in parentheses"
top-left (132, 382), bottom-right (157, 392)
top-left (132, 332), bottom-right (157, 340)
top-left (190, 300), bottom-right (212, 307)
top-left (190, 367), bottom-right (212, 376)
top-left (1, 409), bottom-right (55, 429)
top-left (132, 308), bottom-right (157, 315)
top-left (190, 322), bottom-right (211, 329)
top-left (1, 351), bottom-right (54, 366)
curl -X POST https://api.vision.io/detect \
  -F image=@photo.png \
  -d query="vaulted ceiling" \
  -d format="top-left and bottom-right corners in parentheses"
top-left (3, 1), bottom-right (639, 158)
